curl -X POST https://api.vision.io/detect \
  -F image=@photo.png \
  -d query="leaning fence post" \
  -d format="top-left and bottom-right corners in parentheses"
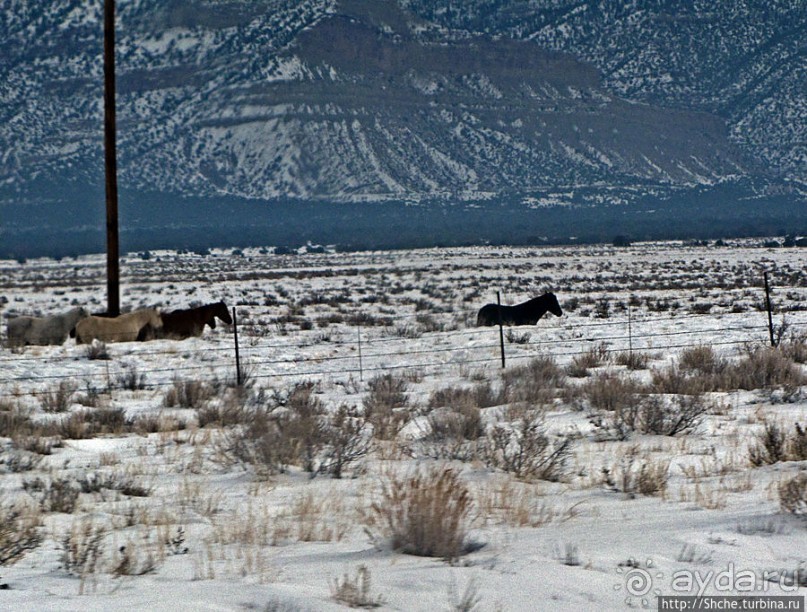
top-left (232, 306), bottom-right (242, 385)
top-left (497, 291), bottom-right (505, 368)
top-left (764, 271), bottom-right (775, 347)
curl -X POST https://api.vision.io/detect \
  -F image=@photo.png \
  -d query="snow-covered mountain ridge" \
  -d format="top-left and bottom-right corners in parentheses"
top-left (0, 0), bottom-right (804, 255)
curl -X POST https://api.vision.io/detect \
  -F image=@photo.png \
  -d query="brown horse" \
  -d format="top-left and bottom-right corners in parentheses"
top-left (75, 308), bottom-right (163, 343)
top-left (145, 301), bottom-right (232, 340)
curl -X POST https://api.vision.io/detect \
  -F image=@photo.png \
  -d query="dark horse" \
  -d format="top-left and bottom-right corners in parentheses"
top-left (476, 293), bottom-right (563, 327)
top-left (140, 301), bottom-right (233, 340)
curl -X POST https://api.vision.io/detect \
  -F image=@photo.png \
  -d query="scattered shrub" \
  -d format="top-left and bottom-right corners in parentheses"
top-left (164, 379), bottom-right (214, 408)
top-left (23, 476), bottom-right (81, 513)
top-left (38, 381), bottom-right (76, 413)
top-left (580, 371), bottom-right (642, 413)
top-left (779, 473), bottom-right (807, 516)
top-left (731, 346), bottom-right (805, 391)
top-left (59, 408), bottom-right (128, 439)
top-left (61, 517), bottom-right (107, 589)
top-left (614, 351), bottom-right (650, 370)
top-left (364, 466), bottom-right (474, 560)
top-left (319, 404), bottom-right (372, 479)
top-left (363, 373), bottom-right (410, 440)
top-left (500, 356), bottom-right (565, 405)
top-left (0, 501), bottom-right (42, 565)
top-left (567, 344), bottom-right (608, 377)
top-left (330, 565), bottom-right (384, 608)
top-left (483, 415), bottom-right (572, 482)
top-left (116, 364), bottom-right (147, 391)
top-left (605, 446), bottom-right (669, 498)
top-left (85, 341), bottom-right (110, 360)
top-left (750, 420), bottom-right (807, 466)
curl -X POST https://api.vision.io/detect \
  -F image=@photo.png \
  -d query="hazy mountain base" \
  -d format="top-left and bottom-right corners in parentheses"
top-left (1, 179), bottom-right (804, 259)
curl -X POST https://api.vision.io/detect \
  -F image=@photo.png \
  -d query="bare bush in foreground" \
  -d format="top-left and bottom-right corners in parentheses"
top-left (364, 466), bottom-right (474, 560)
top-left (779, 473), bottom-right (807, 517)
top-left (0, 501), bottom-right (42, 565)
top-left (483, 416), bottom-right (572, 482)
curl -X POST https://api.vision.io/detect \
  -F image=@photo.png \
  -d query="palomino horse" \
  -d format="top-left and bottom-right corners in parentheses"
top-left (6, 307), bottom-right (89, 346)
top-left (149, 301), bottom-right (233, 340)
top-left (75, 308), bottom-right (163, 344)
top-left (476, 293), bottom-right (563, 327)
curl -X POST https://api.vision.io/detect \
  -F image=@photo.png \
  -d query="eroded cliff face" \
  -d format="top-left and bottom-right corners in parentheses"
top-left (0, 0), bottom-right (803, 254)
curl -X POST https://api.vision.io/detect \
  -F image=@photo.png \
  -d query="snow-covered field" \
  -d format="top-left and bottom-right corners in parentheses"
top-left (1, 240), bottom-right (806, 611)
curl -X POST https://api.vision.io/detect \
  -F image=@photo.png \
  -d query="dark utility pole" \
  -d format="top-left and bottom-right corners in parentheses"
top-left (104, 0), bottom-right (120, 316)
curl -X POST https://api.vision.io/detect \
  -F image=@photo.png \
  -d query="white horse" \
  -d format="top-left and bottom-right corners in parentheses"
top-left (75, 309), bottom-right (163, 344)
top-left (6, 307), bottom-right (89, 346)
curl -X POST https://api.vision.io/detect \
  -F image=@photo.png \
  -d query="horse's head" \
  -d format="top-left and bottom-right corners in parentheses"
top-left (214, 301), bottom-right (233, 325)
top-left (148, 309), bottom-right (164, 329)
top-left (546, 292), bottom-right (563, 317)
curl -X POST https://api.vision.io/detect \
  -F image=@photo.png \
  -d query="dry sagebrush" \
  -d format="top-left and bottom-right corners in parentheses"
top-left (363, 465), bottom-right (474, 560)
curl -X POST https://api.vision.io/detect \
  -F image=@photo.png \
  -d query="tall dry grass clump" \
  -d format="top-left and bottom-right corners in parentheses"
top-left (364, 465), bottom-right (474, 560)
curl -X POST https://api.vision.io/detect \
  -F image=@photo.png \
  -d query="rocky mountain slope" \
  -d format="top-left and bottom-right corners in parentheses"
top-left (0, 0), bottom-right (804, 256)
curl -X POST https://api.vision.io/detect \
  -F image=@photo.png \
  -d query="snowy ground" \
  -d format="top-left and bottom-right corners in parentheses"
top-left (1, 239), bottom-right (806, 611)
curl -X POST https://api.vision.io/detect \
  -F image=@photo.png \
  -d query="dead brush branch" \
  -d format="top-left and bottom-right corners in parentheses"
top-left (318, 404), bottom-right (372, 479)
top-left (640, 394), bottom-right (710, 436)
top-left (364, 465), bottom-right (475, 560)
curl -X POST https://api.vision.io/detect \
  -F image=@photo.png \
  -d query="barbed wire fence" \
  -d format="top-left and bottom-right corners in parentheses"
top-left (1, 298), bottom-right (803, 403)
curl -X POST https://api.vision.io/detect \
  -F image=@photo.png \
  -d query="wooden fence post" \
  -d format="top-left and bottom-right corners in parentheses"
top-left (497, 291), bottom-right (505, 368)
top-left (232, 306), bottom-right (242, 385)
top-left (628, 303), bottom-right (633, 357)
top-left (764, 271), bottom-right (775, 347)
top-left (357, 324), bottom-right (363, 382)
